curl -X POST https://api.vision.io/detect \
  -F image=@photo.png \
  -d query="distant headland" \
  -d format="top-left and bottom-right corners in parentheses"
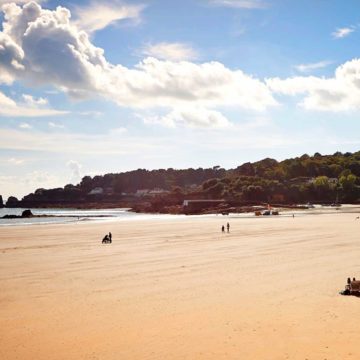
top-left (2, 150), bottom-right (360, 215)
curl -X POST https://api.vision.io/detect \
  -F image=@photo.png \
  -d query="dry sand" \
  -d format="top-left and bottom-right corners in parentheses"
top-left (1, 213), bottom-right (360, 359)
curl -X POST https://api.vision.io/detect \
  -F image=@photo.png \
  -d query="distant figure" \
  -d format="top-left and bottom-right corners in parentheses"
top-left (221, 225), bottom-right (225, 233)
top-left (348, 277), bottom-right (351, 285)
top-left (109, 232), bottom-right (112, 243)
top-left (353, 277), bottom-right (356, 281)
top-left (292, 214), bottom-right (295, 218)
top-left (102, 234), bottom-right (111, 244)
top-left (227, 222), bottom-right (230, 233)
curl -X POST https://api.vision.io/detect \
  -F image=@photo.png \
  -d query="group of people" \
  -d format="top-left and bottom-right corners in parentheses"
top-left (221, 222), bottom-right (230, 233)
top-left (102, 232), bottom-right (112, 244)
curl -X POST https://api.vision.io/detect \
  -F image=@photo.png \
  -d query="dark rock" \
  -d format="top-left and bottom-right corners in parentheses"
top-left (21, 209), bottom-right (33, 217)
top-left (6, 196), bottom-right (19, 208)
top-left (0, 195), bottom-right (3, 208)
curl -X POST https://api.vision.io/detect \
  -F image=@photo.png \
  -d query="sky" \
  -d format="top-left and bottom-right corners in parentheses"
top-left (1, 0), bottom-right (360, 199)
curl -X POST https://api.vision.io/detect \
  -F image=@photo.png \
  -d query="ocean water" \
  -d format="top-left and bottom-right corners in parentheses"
top-left (0, 207), bottom-right (187, 226)
top-left (1, 205), bottom-right (359, 226)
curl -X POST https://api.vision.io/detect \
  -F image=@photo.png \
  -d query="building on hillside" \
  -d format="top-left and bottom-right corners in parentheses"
top-left (148, 188), bottom-right (170, 196)
top-left (135, 189), bottom-right (150, 197)
top-left (88, 187), bottom-right (104, 195)
top-left (136, 188), bottom-right (169, 197)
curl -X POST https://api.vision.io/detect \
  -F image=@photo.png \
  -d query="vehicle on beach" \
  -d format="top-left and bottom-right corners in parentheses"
top-left (330, 203), bottom-right (342, 207)
top-left (255, 209), bottom-right (279, 216)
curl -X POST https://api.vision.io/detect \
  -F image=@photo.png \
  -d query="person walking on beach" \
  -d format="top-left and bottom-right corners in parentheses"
top-left (227, 222), bottom-right (230, 233)
top-left (109, 232), bottom-right (112, 243)
top-left (221, 225), bottom-right (225, 233)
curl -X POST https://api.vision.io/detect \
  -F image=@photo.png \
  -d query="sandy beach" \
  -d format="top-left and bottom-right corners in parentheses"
top-left (1, 213), bottom-right (360, 359)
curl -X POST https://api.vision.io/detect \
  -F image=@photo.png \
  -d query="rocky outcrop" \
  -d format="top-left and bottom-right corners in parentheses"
top-left (6, 196), bottom-right (19, 207)
top-left (0, 195), bottom-right (3, 208)
top-left (22, 209), bottom-right (33, 217)
top-left (2, 209), bottom-right (34, 219)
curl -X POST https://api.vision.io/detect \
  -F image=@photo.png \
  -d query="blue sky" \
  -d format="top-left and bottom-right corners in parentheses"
top-left (1, 0), bottom-right (360, 199)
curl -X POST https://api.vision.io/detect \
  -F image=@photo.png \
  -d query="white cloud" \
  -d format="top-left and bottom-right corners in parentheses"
top-left (73, 1), bottom-right (145, 34)
top-left (294, 60), bottom-right (332, 73)
top-left (209, 0), bottom-right (267, 9)
top-left (7, 157), bottom-right (25, 165)
top-left (0, 174), bottom-right (42, 199)
top-left (332, 27), bottom-right (355, 39)
top-left (22, 93), bottom-right (48, 106)
top-left (0, 1), bottom-right (277, 127)
top-left (0, 0), bottom-right (45, 4)
top-left (142, 42), bottom-right (198, 61)
top-left (78, 111), bottom-right (103, 117)
top-left (267, 58), bottom-right (360, 111)
top-left (0, 0), bottom-right (46, 3)
top-left (111, 127), bottom-right (127, 134)
top-left (142, 107), bottom-right (231, 128)
top-left (0, 170), bottom-right (65, 199)
top-left (48, 121), bottom-right (64, 129)
top-left (19, 122), bottom-right (32, 129)
top-left (0, 90), bottom-right (67, 117)
top-left (67, 160), bottom-right (82, 182)
top-left (114, 57), bottom-right (276, 110)
top-left (0, 127), bottom-right (163, 155)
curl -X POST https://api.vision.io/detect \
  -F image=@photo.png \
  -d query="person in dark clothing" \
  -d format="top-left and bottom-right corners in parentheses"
top-left (221, 225), bottom-right (225, 233)
top-left (102, 234), bottom-right (110, 244)
top-left (109, 232), bottom-right (112, 243)
top-left (227, 222), bottom-right (230, 233)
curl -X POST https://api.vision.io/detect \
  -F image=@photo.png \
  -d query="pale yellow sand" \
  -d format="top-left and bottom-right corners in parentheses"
top-left (1, 213), bottom-right (360, 360)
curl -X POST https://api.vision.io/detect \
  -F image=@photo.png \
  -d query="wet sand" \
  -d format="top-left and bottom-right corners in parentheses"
top-left (1, 213), bottom-right (360, 359)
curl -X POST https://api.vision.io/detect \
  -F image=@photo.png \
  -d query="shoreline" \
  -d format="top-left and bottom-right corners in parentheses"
top-left (1, 204), bottom-right (360, 227)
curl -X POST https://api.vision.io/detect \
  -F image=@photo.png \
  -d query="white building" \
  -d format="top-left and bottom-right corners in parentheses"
top-left (88, 187), bottom-right (104, 195)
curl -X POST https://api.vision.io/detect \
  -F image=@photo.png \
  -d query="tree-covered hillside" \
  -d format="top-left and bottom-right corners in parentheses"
top-left (6, 150), bottom-right (360, 208)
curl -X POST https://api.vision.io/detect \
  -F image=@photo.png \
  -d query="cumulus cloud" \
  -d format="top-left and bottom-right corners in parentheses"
top-left (267, 59), bottom-right (360, 111)
top-left (209, 0), bottom-right (267, 9)
top-left (73, 1), bottom-right (145, 34)
top-left (0, 90), bottom-right (67, 117)
top-left (67, 160), bottom-right (82, 182)
top-left (22, 93), bottom-right (48, 106)
top-left (0, 1), bottom-right (277, 127)
top-left (142, 107), bottom-right (231, 128)
top-left (141, 42), bottom-right (198, 61)
top-left (332, 26), bottom-right (355, 39)
top-left (19, 122), bottom-right (32, 128)
top-left (294, 60), bottom-right (332, 73)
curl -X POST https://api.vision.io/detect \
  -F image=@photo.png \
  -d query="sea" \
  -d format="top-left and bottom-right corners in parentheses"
top-left (0, 207), bottom-right (187, 226)
top-left (1, 204), bottom-right (359, 226)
